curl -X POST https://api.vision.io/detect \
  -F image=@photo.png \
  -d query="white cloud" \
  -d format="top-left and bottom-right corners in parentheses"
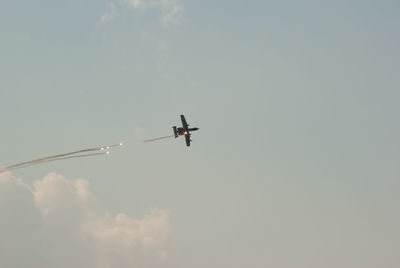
top-left (101, 1), bottom-right (117, 24)
top-left (102, 0), bottom-right (183, 26)
top-left (127, 0), bottom-right (146, 9)
top-left (0, 172), bottom-right (173, 268)
top-left (159, 0), bottom-right (183, 26)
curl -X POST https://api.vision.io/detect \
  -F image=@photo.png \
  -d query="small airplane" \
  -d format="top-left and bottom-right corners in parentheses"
top-left (173, 115), bottom-right (199, 147)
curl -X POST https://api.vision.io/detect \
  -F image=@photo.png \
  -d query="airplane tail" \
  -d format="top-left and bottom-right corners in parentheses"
top-left (173, 126), bottom-right (178, 138)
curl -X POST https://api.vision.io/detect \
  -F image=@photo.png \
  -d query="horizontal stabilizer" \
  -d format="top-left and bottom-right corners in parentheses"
top-left (173, 126), bottom-right (178, 138)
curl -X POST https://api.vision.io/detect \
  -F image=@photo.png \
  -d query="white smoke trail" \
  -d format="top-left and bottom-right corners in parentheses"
top-left (143, 135), bottom-right (174, 143)
top-left (4, 152), bottom-right (110, 172)
top-left (0, 143), bottom-right (122, 173)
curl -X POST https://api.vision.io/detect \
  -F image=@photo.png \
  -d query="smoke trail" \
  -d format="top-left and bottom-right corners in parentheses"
top-left (143, 135), bottom-right (174, 143)
top-left (23, 143), bottom-right (121, 164)
top-left (0, 143), bottom-right (122, 174)
top-left (3, 143), bottom-right (120, 171)
top-left (3, 152), bottom-right (110, 172)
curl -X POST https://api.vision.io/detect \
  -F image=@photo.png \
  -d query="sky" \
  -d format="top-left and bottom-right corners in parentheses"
top-left (1, 0), bottom-right (400, 267)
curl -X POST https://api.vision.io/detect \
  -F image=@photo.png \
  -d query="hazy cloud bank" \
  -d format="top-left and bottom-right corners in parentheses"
top-left (102, 0), bottom-right (183, 26)
top-left (0, 172), bottom-right (173, 268)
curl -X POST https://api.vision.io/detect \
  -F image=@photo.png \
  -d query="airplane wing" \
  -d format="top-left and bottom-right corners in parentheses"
top-left (185, 133), bottom-right (191, 146)
top-left (181, 115), bottom-right (189, 130)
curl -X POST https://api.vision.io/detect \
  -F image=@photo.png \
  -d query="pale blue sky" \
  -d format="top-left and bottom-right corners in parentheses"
top-left (1, 1), bottom-right (400, 267)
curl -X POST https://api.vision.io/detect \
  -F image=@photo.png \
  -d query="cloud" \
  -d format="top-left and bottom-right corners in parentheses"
top-left (101, 2), bottom-right (117, 24)
top-left (102, 0), bottom-right (183, 26)
top-left (158, 0), bottom-right (183, 26)
top-left (0, 172), bottom-right (173, 268)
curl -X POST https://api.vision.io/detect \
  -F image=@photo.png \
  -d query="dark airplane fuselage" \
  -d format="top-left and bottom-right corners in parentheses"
top-left (173, 115), bottom-right (199, 146)
top-left (176, 127), bottom-right (199, 136)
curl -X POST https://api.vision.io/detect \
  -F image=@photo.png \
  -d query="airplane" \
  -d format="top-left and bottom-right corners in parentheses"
top-left (173, 115), bottom-right (199, 147)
